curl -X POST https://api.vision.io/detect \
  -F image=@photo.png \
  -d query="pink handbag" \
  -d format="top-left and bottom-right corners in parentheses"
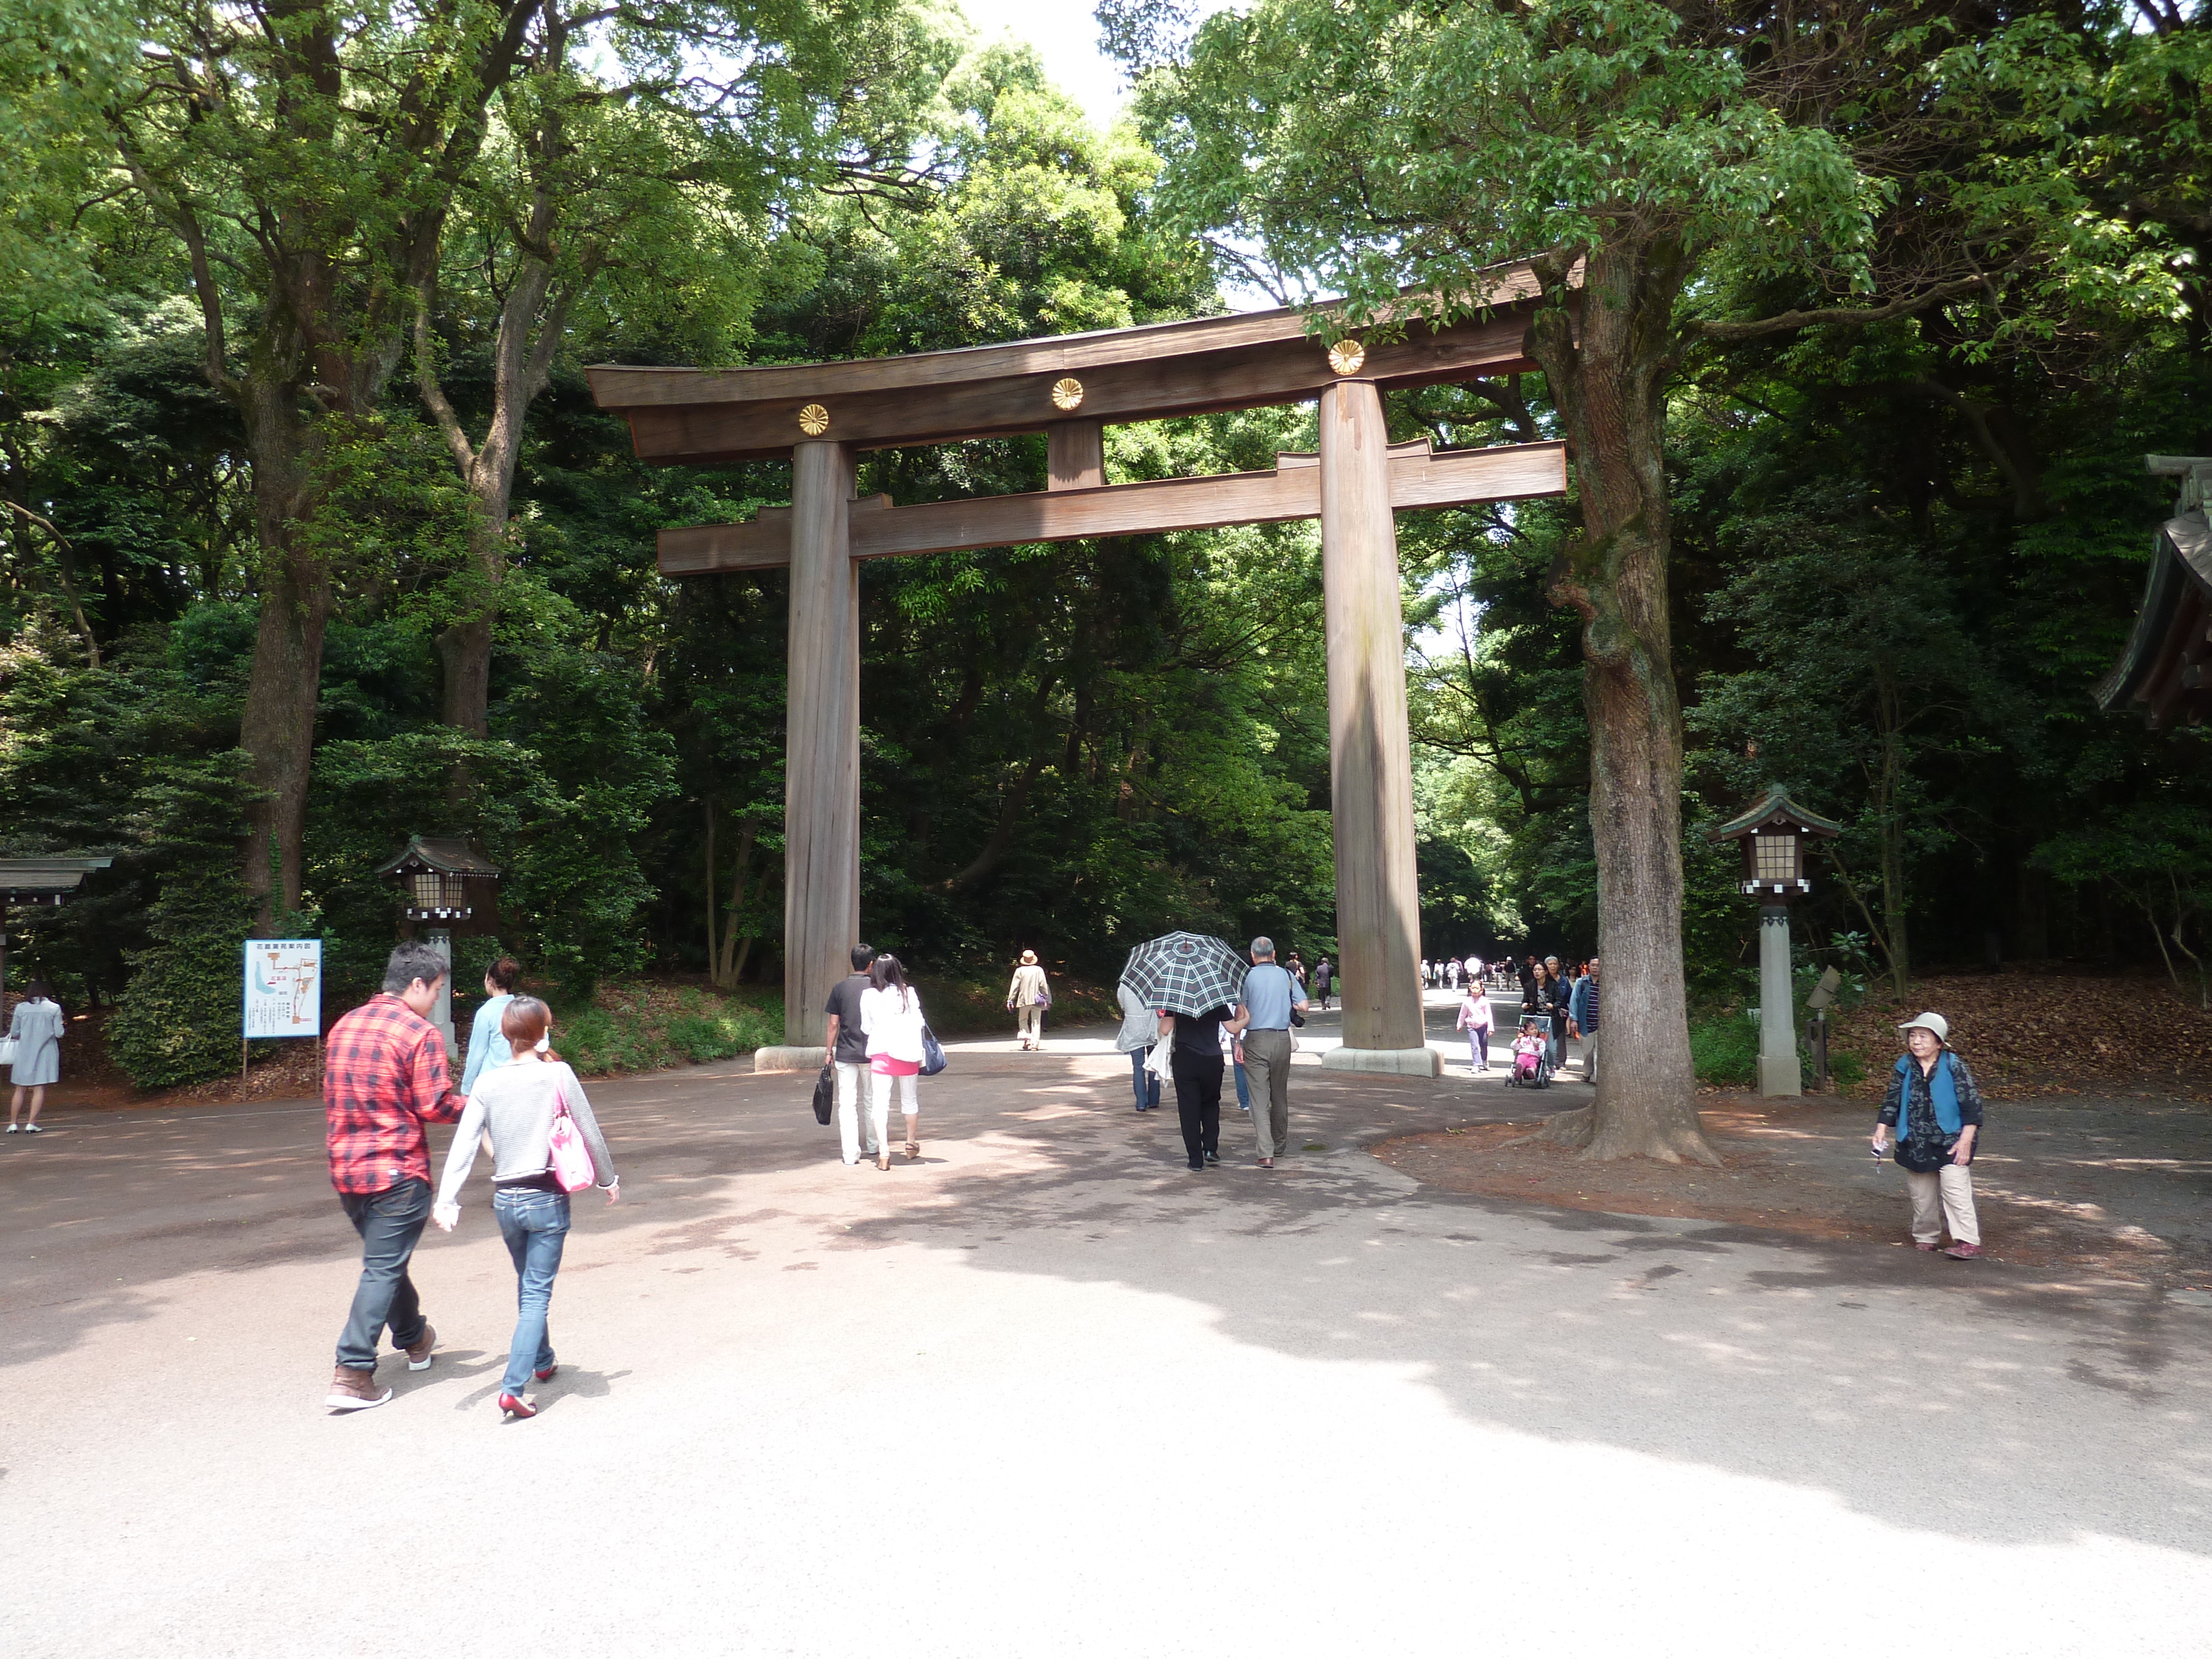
top-left (545, 1091), bottom-right (596, 1194)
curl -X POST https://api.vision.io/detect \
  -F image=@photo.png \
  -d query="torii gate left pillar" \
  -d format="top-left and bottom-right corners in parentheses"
top-left (785, 439), bottom-right (860, 1056)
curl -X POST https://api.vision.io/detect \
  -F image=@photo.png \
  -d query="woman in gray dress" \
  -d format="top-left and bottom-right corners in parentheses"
top-left (8, 980), bottom-right (65, 1133)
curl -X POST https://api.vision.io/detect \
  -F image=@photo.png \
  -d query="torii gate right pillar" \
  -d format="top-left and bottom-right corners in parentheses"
top-left (1318, 378), bottom-right (1438, 1075)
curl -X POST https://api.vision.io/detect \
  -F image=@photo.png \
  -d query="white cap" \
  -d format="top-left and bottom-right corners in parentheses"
top-left (1896, 1011), bottom-right (1949, 1042)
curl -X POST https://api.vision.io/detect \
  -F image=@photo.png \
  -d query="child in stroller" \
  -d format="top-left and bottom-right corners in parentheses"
top-left (1509, 1019), bottom-right (1551, 1088)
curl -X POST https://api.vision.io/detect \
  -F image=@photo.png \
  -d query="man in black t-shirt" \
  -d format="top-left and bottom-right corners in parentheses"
top-left (823, 942), bottom-right (878, 1166)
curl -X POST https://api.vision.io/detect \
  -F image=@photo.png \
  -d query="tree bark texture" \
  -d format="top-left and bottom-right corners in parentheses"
top-left (236, 383), bottom-right (336, 926)
top-left (1527, 242), bottom-right (1719, 1164)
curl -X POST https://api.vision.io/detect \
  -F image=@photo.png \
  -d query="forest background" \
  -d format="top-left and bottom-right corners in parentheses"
top-left (0, 0), bottom-right (2206, 1089)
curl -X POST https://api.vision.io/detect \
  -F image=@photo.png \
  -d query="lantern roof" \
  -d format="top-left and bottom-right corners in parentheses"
top-left (373, 835), bottom-right (500, 880)
top-left (1705, 785), bottom-right (1843, 844)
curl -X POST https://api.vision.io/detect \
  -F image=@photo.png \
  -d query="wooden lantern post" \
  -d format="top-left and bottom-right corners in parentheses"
top-left (1707, 788), bottom-right (1841, 1098)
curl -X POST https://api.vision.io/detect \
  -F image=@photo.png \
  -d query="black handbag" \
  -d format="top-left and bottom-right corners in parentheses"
top-left (920, 1025), bottom-right (948, 1076)
top-left (812, 1062), bottom-right (834, 1125)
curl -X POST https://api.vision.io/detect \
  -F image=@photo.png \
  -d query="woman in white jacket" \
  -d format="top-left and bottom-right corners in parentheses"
top-left (860, 953), bottom-right (927, 1170)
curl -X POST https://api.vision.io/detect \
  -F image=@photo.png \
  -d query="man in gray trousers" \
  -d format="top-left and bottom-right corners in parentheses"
top-left (1235, 937), bottom-right (1308, 1170)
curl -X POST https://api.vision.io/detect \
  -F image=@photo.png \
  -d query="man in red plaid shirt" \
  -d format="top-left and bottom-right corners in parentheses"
top-left (323, 941), bottom-right (467, 1412)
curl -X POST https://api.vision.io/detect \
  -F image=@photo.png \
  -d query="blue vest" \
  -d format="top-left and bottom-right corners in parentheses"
top-left (1895, 1053), bottom-right (1962, 1139)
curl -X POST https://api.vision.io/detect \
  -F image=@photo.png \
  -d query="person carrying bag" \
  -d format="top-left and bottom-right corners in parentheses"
top-left (433, 996), bottom-right (618, 1421)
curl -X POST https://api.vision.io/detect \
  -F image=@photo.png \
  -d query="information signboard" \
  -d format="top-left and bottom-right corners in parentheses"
top-left (243, 939), bottom-right (322, 1039)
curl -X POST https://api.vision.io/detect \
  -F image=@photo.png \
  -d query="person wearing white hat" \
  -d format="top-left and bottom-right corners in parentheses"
top-left (1006, 950), bottom-right (1049, 1050)
top-left (1871, 1012), bottom-right (1985, 1259)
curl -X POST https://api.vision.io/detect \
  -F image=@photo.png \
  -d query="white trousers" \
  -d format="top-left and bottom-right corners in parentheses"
top-left (871, 1068), bottom-right (918, 1132)
top-left (1905, 1165), bottom-right (1981, 1246)
top-left (1016, 1005), bottom-right (1043, 1044)
top-left (836, 1062), bottom-right (879, 1164)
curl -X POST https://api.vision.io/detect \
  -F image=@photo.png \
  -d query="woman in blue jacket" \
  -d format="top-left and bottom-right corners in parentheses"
top-left (462, 956), bottom-right (523, 1094)
top-left (1871, 1012), bottom-right (1984, 1260)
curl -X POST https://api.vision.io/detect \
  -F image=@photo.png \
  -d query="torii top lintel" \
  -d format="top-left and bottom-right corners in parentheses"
top-left (585, 265), bottom-right (1549, 466)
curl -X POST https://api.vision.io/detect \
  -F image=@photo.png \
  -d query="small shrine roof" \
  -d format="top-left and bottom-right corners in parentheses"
top-left (1706, 786), bottom-right (1843, 843)
top-left (372, 836), bottom-right (500, 879)
top-left (0, 856), bottom-right (115, 899)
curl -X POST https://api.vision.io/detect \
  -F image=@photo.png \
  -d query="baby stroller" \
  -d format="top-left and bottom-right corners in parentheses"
top-left (1507, 1023), bottom-right (1552, 1089)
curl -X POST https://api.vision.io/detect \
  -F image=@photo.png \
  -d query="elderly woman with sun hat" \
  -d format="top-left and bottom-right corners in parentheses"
top-left (1872, 1011), bottom-right (1986, 1260)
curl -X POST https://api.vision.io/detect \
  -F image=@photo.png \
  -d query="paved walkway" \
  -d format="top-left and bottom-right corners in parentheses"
top-left (3, 1037), bottom-right (2206, 1657)
top-left (956, 986), bottom-right (1549, 1071)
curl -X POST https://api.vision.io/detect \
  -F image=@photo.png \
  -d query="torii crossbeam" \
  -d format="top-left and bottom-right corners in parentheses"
top-left (588, 265), bottom-right (1568, 1070)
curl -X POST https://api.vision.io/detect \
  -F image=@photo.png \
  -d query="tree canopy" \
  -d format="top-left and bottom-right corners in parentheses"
top-left (1, 1), bottom-right (2205, 1112)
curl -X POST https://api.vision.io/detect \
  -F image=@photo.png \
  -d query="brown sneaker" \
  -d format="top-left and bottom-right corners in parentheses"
top-left (401, 1323), bottom-right (437, 1371)
top-left (1943, 1242), bottom-right (1983, 1260)
top-left (325, 1366), bottom-right (392, 1412)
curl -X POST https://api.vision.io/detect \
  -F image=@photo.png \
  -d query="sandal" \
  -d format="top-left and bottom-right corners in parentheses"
top-left (877, 1151), bottom-right (891, 1171)
top-left (904, 1140), bottom-right (920, 1161)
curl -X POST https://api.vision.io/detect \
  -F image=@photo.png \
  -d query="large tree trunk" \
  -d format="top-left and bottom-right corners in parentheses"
top-left (237, 384), bottom-right (335, 929)
top-left (1526, 241), bottom-right (1719, 1165)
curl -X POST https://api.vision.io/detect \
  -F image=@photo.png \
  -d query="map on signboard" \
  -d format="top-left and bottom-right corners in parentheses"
top-left (244, 939), bottom-right (322, 1039)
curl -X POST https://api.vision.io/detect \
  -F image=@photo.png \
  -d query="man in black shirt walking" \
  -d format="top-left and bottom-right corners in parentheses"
top-left (823, 942), bottom-right (878, 1166)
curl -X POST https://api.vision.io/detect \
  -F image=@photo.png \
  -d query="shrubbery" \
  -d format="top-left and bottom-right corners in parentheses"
top-left (534, 981), bottom-right (782, 1077)
top-left (107, 753), bottom-right (269, 1087)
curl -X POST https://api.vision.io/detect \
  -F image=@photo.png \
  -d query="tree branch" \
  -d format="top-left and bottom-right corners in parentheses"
top-left (116, 148), bottom-right (240, 401)
top-left (413, 280), bottom-right (477, 475)
top-left (1691, 273), bottom-right (1996, 346)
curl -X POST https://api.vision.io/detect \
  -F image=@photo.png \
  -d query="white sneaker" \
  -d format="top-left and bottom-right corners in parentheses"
top-left (4, 1124), bottom-right (17, 1134)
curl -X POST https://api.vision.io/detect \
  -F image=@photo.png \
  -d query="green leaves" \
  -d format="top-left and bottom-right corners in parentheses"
top-left (1139, 0), bottom-right (1882, 330)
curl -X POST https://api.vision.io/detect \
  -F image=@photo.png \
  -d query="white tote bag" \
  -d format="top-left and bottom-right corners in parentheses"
top-left (1144, 1035), bottom-right (1172, 1081)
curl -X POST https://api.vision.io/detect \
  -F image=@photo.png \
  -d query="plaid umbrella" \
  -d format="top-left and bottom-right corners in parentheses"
top-left (1121, 932), bottom-right (1248, 1018)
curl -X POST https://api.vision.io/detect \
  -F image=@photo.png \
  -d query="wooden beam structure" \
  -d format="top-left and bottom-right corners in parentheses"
top-left (590, 262), bottom-right (1570, 1064)
top-left (656, 439), bottom-right (1567, 575)
top-left (586, 268), bottom-right (1548, 465)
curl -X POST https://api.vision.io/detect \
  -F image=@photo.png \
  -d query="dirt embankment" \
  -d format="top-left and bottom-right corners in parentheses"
top-left (1828, 970), bottom-right (2212, 1100)
top-left (1376, 1090), bottom-right (2212, 1287)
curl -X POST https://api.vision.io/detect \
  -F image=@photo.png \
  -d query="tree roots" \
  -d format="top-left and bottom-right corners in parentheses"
top-left (1533, 1103), bottom-right (1723, 1167)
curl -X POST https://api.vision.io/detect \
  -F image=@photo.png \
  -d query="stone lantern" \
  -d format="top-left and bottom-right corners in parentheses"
top-left (374, 835), bottom-right (500, 1057)
top-left (1707, 787), bottom-right (1841, 1097)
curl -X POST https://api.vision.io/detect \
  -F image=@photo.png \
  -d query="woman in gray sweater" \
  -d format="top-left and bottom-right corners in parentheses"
top-left (433, 997), bottom-right (617, 1420)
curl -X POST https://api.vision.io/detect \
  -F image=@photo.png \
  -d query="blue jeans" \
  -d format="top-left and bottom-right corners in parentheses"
top-left (1467, 1028), bottom-right (1490, 1070)
top-left (335, 1178), bottom-right (432, 1371)
top-left (493, 1186), bottom-right (571, 1394)
top-left (1129, 1048), bottom-right (1160, 1109)
top-left (1232, 1059), bottom-right (1251, 1111)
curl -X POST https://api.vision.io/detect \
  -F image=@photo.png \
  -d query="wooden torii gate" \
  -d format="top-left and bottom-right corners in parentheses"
top-left (587, 264), bottom-right (1567, 1073)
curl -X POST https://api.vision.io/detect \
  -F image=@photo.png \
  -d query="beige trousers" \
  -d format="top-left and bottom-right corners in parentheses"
top-left (1905, 1164), bottom-right (1981, 1246)
top-left (1241, 1028), bottom-right (1294, 1159)
top-left (1015, 1005), bottom-right (1044, 1044)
